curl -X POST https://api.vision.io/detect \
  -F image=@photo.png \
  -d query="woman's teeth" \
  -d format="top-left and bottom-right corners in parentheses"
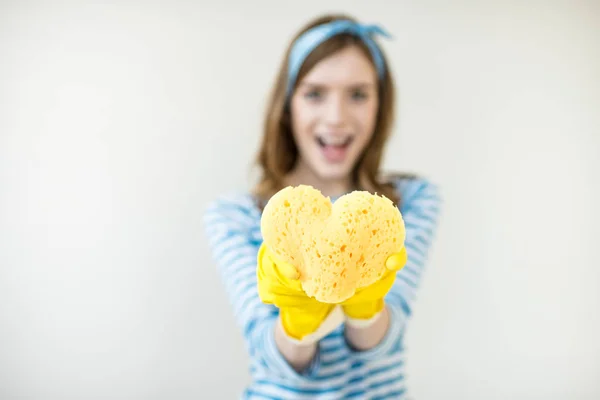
top-left (316, 135), bottom-right (353, 163)
top-left (317, 136), bottom-right (352, 147)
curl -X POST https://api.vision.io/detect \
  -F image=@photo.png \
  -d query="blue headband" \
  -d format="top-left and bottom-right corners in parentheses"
top-left (286, 19), bottom-right (392, 100)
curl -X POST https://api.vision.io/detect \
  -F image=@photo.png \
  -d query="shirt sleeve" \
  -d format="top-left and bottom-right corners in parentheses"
top-left (385, 177), bottom-right (442, 324)
top-left (202, 194), bottom-right (321, 381)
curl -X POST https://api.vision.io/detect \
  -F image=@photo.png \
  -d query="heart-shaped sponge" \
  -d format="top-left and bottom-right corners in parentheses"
top-left (260, 185), bottom-right (406, 304)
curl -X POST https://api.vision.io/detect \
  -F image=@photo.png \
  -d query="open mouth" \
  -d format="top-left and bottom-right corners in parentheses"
top-left (315, 135), bottom-right (354, 162)
top-left (316, 135), bottom-right (353, 147)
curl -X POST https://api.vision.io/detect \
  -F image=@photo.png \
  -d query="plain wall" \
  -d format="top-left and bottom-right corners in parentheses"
top-left (1, 1), bottom-right (599, 399)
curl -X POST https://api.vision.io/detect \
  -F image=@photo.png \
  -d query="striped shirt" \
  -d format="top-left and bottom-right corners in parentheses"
top-left (203, 177), bottom-right (441, 399)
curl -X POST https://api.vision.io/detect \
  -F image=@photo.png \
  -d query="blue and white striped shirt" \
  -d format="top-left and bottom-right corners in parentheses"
top-left (203, 177), bottom-right (441, 399)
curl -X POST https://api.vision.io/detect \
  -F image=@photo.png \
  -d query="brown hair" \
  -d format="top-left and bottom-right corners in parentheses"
top-left (252, 13), bottom-right (412, 207)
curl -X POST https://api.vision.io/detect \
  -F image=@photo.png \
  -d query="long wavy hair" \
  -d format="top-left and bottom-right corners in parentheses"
top-left (252, 13), bottom-right (413, 207)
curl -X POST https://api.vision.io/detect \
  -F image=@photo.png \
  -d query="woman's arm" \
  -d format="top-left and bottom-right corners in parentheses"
top-left (386, 178), bottom-right (442, 319)
top-left (344, 178), bottom-right (442, 351)
top-left (203, 194), bottom-right (320, 376)
top-left (344, 306), bottom-right (390, 351)
top-left (274, 321), bottom-right (318, 372)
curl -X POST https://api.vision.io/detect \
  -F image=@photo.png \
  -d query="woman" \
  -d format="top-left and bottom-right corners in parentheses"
top-left (203, 13), bottom-right (441, 399)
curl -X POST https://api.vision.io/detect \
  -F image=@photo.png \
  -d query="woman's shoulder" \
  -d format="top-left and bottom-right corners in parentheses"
top-left (203, 190), bottom-right (262, 230)
top-left (380, 171), bottom-right (442, 211)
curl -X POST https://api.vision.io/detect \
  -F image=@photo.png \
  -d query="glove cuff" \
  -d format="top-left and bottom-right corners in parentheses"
top-left (279, 305), bottom-right (345, 345)
top-left (344, 310), bottom-right (384, 329)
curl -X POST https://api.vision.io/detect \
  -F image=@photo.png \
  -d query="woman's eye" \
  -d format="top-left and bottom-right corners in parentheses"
top-left (351, 90), bottom-right (367, 101)
top-left (305, 90), bottom-right (322, 100)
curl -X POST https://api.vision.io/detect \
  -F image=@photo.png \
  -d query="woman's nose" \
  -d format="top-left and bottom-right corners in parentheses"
top-left (323, 95), bottom-right (348, 126)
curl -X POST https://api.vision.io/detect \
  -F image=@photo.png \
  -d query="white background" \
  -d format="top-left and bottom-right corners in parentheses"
top-left (1, 1), bottom-right (599, 399)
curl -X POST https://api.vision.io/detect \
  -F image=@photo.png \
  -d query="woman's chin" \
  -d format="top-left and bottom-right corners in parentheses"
top-left (314, 164), bottom-right (354, 183)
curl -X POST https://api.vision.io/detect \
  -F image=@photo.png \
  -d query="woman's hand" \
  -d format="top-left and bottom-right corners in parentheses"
top-left (257, 243), bottom-right (343, 343)
top-left (341, 247), bottom-right (408, 326)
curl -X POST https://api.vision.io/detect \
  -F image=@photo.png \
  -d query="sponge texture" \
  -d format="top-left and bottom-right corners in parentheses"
top-left (260, 185), bottom-right (406, 304)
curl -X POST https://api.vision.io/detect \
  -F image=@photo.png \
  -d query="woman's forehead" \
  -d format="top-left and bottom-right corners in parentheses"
top-left (300, 47), bottom-right (377, 87)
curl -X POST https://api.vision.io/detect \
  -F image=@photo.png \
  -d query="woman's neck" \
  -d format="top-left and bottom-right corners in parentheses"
top-left (285, 164), bottom-right (353, 199)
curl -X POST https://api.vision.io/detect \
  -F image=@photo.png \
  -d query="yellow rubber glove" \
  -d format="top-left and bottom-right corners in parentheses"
top-left (256, 243), bottom-right (344, 343)
top-left (341, 247), bottom-right (408, 327)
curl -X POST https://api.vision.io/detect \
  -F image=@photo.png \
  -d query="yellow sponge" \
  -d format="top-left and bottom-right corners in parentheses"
top-left (260, 185), bottom-right (406, 304)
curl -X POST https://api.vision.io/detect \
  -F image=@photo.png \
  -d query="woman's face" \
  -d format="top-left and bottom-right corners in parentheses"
top-left (290, 45), bottom-right (379, 184)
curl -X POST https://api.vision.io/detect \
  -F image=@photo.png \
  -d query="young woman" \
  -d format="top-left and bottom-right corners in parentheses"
top-left (203, 13), bottom-right (441, 400)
